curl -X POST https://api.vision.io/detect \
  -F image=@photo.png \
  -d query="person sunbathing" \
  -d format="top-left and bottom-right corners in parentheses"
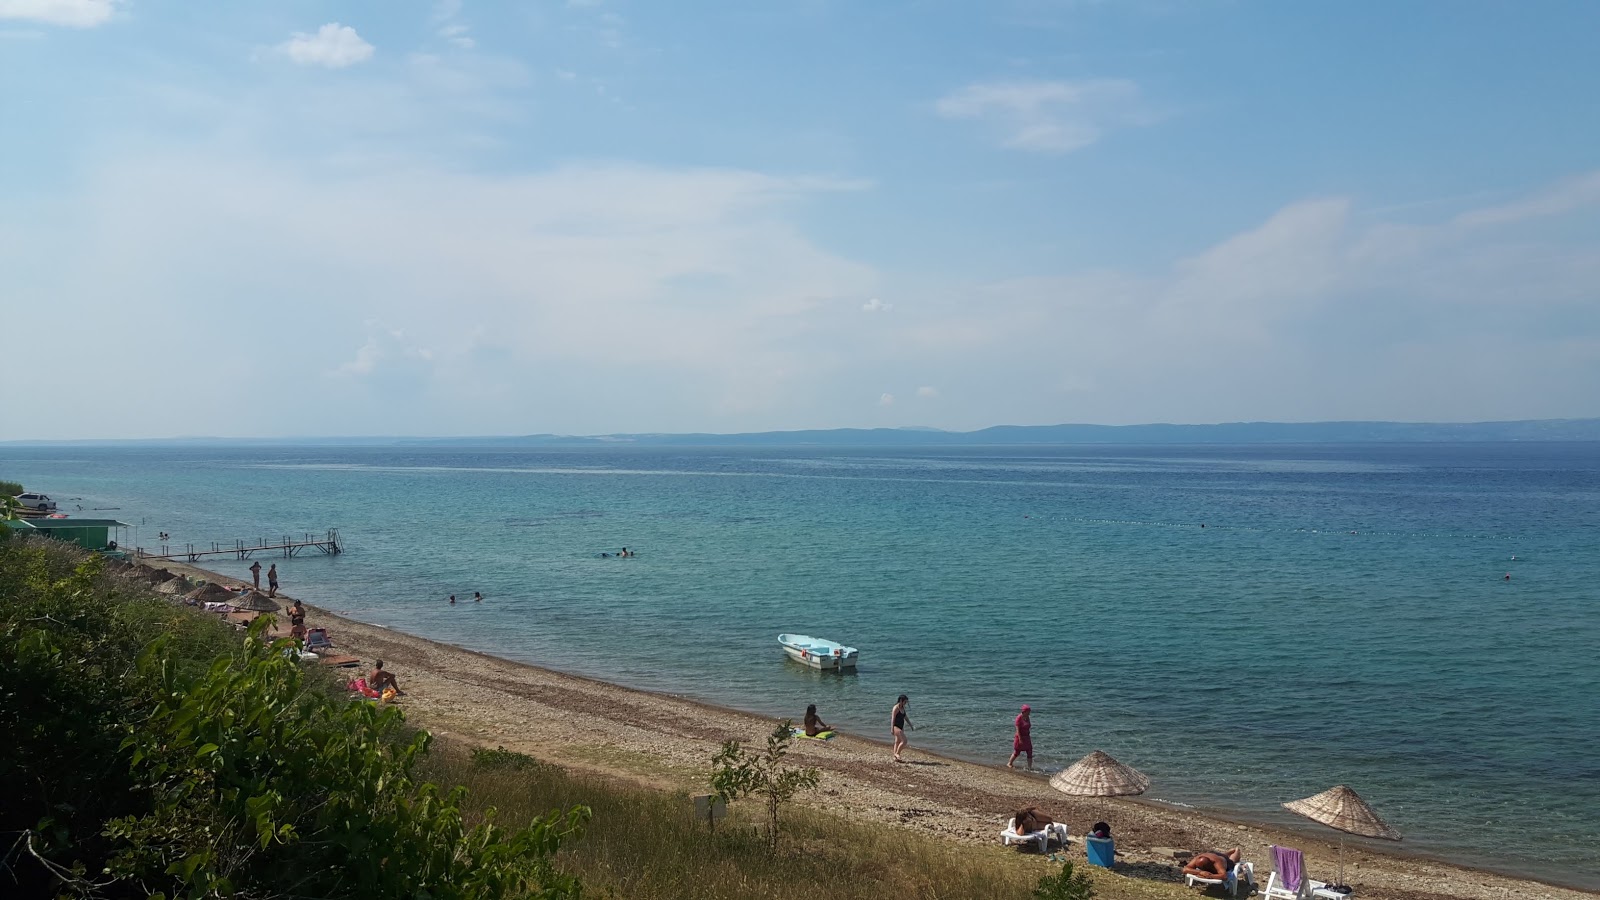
top-left (1012, 806), bottom-right (1055, 833)
top-left (803, 704), bottom-right (831, 736)
top-left (1181, 847), bottom-right (1242, 880)
top-left (369, 660), bottom-right (403, 695)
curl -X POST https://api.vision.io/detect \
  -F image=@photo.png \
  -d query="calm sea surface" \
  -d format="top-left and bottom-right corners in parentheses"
top-left (2, 443), bottom-right (1596, 888)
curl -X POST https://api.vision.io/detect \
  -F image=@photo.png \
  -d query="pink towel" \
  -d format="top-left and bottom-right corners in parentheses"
top-left (1273, 845), bottom-right (1305, 892)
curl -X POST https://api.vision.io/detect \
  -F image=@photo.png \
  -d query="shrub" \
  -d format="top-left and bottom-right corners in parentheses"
top-left (709, 720), bottom-right (820, 849)
top-left (1034, 860), bottom-right (1096, 900)
top-left (0, 538), bottom-right (588, 899)
top-left (0, 479), bottom-right (23, 497)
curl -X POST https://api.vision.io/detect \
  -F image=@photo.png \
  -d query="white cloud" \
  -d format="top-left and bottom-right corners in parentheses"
top-left (935, 78), bottom-right (1145, 153)
top-left (279, 23), bottom-right (375, 69)
top-left (440, 23), bottom-right (475, 50)
top-left (0, 0), bottom-right (117, 27)
top-left (862, 297), bottom-right (893, 312)
top-left (879, 393), bottom-right (895, 406)
top-left (1452, 171), bottom-right (1600, 228)
top-left (917, 386), bottom-right (939, 398)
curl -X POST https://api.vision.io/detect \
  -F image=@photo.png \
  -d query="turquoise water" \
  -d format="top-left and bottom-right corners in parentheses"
top-left (3, 443), bottom-right (1596, 888)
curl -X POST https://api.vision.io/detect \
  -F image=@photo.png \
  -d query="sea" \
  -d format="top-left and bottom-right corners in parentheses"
top-left (2, 442), bottom-right (1595, 889)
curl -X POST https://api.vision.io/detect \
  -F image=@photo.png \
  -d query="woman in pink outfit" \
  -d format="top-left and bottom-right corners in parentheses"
top-left (1008, 704), bottom-right (1033, 770)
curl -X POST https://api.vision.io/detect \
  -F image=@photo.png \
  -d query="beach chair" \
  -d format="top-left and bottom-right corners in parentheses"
top-left (1186, 859), bottom-right (1255, 897)
top-left (1001, 818), bottom-right (1068, 852)
top-left (304, 628), bottom-right (334, 652)
top-left (1263, 846), bottom-right (1345, 900)
top-left (1085, 834), bottom-right (1115, 868)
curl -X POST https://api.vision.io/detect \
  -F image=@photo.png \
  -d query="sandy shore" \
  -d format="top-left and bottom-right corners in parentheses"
top-left (144, 558), bottom-right (1590, 900)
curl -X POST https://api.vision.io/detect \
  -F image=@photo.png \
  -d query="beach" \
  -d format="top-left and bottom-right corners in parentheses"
top-left (150, 557), bottom-right (1591, 900)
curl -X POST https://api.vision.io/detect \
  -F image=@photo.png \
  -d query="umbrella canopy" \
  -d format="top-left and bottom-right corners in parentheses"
top-left (1049, 750), bottom-right (1151, 798)
top-left (232, 591), bottom-right (281, 613)
top-left (140, 567), bottom-right (177, 584)
top-left (1283, 785), bottom-right (1401, 841)
top-left (154, 576), bottom-right (193, 595)
top-left (186, 582), bottom-right (238, 603)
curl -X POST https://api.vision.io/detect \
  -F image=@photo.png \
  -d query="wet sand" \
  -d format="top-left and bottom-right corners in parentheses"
top-left (142, 558), bottom-right (1591, 900)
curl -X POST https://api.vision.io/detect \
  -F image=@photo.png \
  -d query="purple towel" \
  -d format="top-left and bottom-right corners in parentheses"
top-left (1273, 845), bottom-right (1305, 893)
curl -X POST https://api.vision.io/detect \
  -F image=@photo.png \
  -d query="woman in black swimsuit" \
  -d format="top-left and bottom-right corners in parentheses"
top-left (890, 695), bottom-right (912, 762)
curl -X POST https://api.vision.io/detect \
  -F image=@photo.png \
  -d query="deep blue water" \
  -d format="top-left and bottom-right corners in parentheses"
top-left (2, 443), bottom-right (1596, 887)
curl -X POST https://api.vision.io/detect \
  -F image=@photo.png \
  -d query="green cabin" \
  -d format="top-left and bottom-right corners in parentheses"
top-left (2, 517), bottom-right (130, 551)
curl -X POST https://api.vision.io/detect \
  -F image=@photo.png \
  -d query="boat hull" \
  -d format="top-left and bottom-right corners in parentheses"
top-left (778, 633), bottom-right (859, 671)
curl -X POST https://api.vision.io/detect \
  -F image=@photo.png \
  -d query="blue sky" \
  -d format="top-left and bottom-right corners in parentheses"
top-left (3, 0), bottom-right (1598, 439)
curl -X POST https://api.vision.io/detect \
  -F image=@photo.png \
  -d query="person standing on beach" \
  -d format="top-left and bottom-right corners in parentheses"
top-left (891, 695), bottom-right (913, 762)
top-left (248, 560), bottom-right (261, 589)
top-left (267, 564), bottom-right (279, 598)
top-left (1008, 704), bottom-right (1033, 770)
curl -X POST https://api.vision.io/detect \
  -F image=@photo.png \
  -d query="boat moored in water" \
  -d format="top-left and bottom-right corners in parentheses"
top-left (778, 633), bottom-right (859, 670)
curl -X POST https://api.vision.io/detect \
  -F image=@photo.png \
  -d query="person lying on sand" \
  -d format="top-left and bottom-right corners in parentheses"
top-left (1181, 847), bottom-right (1242, 880)
top-left (369, 660), bottom-right (403, 695)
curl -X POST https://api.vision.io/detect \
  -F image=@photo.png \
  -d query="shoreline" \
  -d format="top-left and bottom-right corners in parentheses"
top-left (147, 558), bottom-right (1593, 899)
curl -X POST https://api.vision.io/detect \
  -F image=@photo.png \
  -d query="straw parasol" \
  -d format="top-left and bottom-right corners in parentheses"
top-left (154, 576), bottom-right (193, 595)
top-left (1283, 784), bottom-right (1400, 888)
top-left (186, 582), bottom-right (238, 604)
top-left (1050, 750), bottom-right (1151, 798)
top-left (232, 591), bottom-right (281, 613)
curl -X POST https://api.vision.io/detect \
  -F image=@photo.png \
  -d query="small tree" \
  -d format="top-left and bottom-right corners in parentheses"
top-left (709, 720), bottom-right (820, 849)
top-left (1, 494), bottom-right (19, 521)
top-left (1034, 860), bottom-right (1096, 900)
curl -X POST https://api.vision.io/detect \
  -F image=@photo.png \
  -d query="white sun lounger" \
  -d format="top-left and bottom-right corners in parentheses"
top-left (1186, 860), bottom-right (1254, 897)
top-left (1001, 818), bottom-right (1068, 852)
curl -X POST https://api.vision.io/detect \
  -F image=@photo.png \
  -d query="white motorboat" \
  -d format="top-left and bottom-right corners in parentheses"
top-left (778, 633), bottom-right (858, 671)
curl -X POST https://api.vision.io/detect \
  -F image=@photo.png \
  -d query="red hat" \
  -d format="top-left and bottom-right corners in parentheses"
top-left (1021, 704), bottom-right (1031, 712)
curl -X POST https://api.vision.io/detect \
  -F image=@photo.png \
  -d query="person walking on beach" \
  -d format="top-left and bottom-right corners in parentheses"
top-left (248, 560), bottom-right (262, 589)
top-left (267, 564), bottom-right (279, 598)
top-left (1008, 704), bottom-right (1033, 770)
top-left (890, 695), bottom-right (913, 762)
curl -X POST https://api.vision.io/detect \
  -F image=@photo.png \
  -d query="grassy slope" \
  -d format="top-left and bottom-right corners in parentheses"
top-left (427, 745), bottom-right (1192, 900)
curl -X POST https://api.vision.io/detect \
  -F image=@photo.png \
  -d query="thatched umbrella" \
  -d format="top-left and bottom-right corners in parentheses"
top-left (233, 591), bottom-right (281, 614)
top-left (1283, 785), bottom-right (1400, 888)
top-left (155, 576), bottom-right (193, 595)
top-left (1050, 750), bottom-right (1151, 798)
top-left (186, 582), bottom-right (238, 604)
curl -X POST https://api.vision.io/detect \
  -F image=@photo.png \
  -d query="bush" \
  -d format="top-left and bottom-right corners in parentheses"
top-left (1035, 860), bottom-right (1096, 900)
top-left (709, 720), bottom-right (820, 849)
top-left (0, 479), bottom-right (23, 497)
top-left (0, 538), bottom-right (588, 899)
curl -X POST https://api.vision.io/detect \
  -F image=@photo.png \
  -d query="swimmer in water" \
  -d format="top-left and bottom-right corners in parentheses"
top-left (1504, 573), bottom-right (1511, 581)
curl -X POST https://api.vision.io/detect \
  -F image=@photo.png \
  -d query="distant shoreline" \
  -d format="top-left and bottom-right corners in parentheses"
top-left (141, 554), bottom-right (1600, 898)
top-left (6, 417), bottom-right (1600, 446)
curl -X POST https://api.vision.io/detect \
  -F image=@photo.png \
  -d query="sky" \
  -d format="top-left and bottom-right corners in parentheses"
top-left (2, 0), bottom-right (1598, 439)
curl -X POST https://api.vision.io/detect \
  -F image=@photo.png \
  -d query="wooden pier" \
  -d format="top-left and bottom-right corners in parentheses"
top-left (136, 529), bottom-right (343, 563)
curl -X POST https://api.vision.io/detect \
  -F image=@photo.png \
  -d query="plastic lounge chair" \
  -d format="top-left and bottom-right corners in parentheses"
top-left (304, 628), bottom-right (334, 652)
top-left (1085, 834), bottom-right (1115, 868)
top-left (1263, 846), bottom-right (1344, 900)
top-left (1186, 860), bottom-right (1255, 897)
top-left (1001, 818), bottom-right (1068, 852)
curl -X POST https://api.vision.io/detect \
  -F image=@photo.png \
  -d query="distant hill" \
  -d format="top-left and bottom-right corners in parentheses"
top-left (405, 418), bottom-right (1600, 446)
top-left (7, 418), bottom-right (1600, 447)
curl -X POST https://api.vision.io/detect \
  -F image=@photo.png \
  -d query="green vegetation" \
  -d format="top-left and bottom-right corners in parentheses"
top-left (709, 720), bottom-right (820, 848)
top-left (431, 744), bottom-right (1054, 900)
top-left (0, 538), bottom-right (585, 899)
top-left (0, 479), bottom-right (23, 498)
top-left (1035, 861), bottom-right (1097, 900)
